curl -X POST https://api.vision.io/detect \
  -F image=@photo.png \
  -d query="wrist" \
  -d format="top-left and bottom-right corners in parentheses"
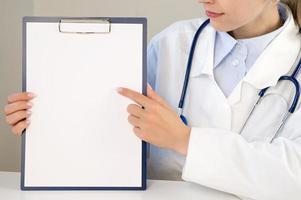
top-left (174, 126), bottom-right (191, 156)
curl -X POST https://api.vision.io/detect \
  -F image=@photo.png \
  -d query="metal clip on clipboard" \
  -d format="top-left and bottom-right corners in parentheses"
top-left (58, 19), bottom-right (111, 34)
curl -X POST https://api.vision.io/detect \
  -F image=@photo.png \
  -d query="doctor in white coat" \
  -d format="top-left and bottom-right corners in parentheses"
top-left (116, 0), bottom-right (301, 200)
top-left (3, 0), bottom-right (301, 200)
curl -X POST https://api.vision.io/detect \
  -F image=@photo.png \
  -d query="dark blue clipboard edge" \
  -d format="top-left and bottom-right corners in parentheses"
top-left (21, 16), bottom-right (147, 191)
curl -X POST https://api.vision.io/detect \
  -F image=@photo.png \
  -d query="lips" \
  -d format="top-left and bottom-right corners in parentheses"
top-left (205, 10), bottom-right (224, 18)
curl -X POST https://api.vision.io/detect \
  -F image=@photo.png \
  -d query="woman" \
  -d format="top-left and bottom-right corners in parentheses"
top-left (4, 0), bottom-right (301, 199)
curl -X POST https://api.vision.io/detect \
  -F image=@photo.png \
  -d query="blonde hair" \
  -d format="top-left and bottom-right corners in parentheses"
top-left (281, 0), bottom-right (301, 28)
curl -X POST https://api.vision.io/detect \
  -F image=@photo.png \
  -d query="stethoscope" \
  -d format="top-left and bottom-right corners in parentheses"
top-left (178, 19), bottom-right (301, 143)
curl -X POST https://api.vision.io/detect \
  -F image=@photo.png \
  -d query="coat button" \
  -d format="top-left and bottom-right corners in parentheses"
top-left (232, 59), bottom-right (240, 66)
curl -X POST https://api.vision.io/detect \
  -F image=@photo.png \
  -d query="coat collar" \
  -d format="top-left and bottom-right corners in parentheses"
top-left (229, 4), bottom-right (301, 104)
top-left (242, 6), bottom-right (300, 89)
top-left (189, 21), bottom-right (216, 77)
top-left (189, 4), bottom-right (301, 105)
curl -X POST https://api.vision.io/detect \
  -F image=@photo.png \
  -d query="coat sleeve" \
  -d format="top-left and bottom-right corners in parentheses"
top-left (147, 36), bottom-right (159, 90)
top-left (146, 35), bottom-right (160, 162)
top-left (181, 127), bottom-right (301, 200)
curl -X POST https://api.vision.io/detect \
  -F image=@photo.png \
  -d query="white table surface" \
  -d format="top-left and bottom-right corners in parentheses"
top-left (0, 171), bottom-right (240, 200)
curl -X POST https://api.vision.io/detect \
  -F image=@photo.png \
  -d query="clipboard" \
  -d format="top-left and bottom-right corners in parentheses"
top-left (21, 17), bottom-right (147, 190)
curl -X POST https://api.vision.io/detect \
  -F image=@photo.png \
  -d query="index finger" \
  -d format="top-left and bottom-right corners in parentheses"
top-left (116, 87), bottom-right (151, 107)
top-left (7, 92), bottom-right (36, 103)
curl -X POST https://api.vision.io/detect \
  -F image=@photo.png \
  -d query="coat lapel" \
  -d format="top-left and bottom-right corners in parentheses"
top-left (186, 22), bottom-right (232, 129)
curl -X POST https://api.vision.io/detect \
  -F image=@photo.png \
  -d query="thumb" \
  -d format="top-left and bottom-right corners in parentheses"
top-left (147, 83), bottom-right (170, 109)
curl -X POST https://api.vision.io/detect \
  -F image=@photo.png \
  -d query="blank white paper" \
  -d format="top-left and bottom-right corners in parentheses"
top-left (24, 21), bottom-right (143, 187)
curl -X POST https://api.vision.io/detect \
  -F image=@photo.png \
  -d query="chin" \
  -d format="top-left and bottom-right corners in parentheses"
top-left (209, 19), bottom-right (236, 32)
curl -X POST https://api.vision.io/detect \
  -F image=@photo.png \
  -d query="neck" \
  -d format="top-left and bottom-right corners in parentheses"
top-left (229, 5), bottom-right (282, 39)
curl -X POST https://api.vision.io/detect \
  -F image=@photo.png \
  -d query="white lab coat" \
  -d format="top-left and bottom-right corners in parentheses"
top-left (147, 5), bottom-right (301, 200)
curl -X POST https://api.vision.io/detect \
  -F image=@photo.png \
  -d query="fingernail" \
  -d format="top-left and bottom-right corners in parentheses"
top-left (116, 87), bottom-right (123, 93)
top-left (147, 83), bottom-right (153, 90)
top-left (28, 93), bottom-right (36, 97)
top-left (27, 110), bottom-right (32, 115)
top-left (26, 119), bottom-right (30, 124)
top-left (27, 102), bottom-right (33, 107)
